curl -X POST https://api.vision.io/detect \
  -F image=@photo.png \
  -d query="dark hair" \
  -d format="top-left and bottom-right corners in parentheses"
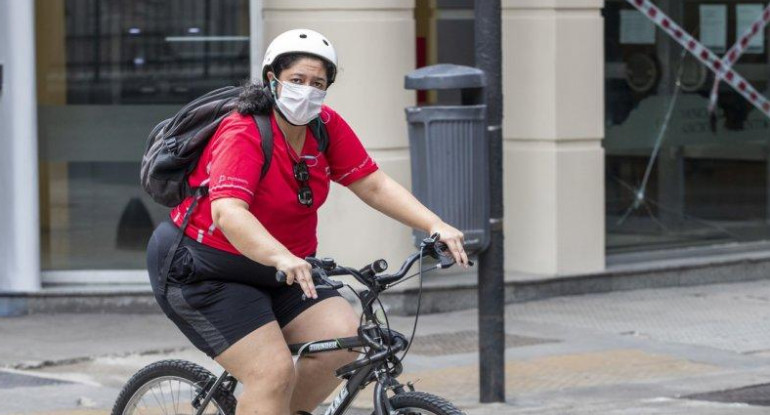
top-left (235, 81), bottom-right (273, 116)
top-left (236, 52), bottom-right (335, 116)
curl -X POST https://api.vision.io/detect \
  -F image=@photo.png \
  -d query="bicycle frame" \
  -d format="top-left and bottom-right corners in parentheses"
top-left (194, 284), bottom-right (410, 415)
top-left (193, 238), bottom-right (454, 415)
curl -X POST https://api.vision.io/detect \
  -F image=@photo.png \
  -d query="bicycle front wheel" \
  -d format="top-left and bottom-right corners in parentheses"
top-left (387, 391), bottom-right (466, 415)
top-left (111, 359), bottom-right (237, 415)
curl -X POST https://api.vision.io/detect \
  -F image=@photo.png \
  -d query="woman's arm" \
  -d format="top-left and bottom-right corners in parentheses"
top-left (211, 198), bottom-right (318, 298)
top-left (347, 170), bottom-right (470, 267)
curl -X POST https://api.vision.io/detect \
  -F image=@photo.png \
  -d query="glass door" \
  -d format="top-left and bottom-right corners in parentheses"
top-left (36, 0), bottom-right (251, 270)
top-left (604, 0), bottom-right (770, 254)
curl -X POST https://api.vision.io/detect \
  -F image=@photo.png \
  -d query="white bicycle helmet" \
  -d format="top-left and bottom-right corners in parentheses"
top-left (262, 29), bottom-right (338, 84)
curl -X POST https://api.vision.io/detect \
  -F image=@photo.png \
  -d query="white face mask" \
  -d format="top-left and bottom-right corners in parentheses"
top-left (271, 79), bottom-right (327, 125)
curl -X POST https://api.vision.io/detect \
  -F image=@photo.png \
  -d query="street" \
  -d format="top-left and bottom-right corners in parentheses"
top-left (3, 280), bottom-right (770, 414)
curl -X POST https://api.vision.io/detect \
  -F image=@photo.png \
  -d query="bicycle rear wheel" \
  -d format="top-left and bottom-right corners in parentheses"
top-left (111, 359), bottom-right (237, 415)
top-left (387, 391), bottom-right (465, 415)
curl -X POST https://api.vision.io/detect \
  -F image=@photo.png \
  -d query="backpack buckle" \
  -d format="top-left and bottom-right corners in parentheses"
top-left (163, 136), bottom-right (178, 153)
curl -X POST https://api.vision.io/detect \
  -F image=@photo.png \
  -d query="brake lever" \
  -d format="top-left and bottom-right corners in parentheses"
top-left (314, 270), bottom-right (343, 289)
top-left (275, 267), bottom-right (344, 301)
top-left (301, 269), bottom-right (344, 301)
top-left (433, 241), bottom-right (475, 268)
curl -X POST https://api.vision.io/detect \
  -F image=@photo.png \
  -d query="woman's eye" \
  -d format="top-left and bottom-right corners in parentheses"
top-left (290, 78), bottom-right (302, 84)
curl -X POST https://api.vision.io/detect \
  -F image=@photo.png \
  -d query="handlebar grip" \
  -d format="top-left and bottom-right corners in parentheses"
top-left (276, 271), bottom-right (287, 283)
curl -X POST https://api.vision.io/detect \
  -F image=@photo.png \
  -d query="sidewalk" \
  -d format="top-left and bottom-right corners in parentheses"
top-left (3, 280), bottom-right (770, 413)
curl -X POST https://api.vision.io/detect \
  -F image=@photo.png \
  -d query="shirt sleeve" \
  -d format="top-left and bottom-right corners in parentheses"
top-left (207, 115), bottom-right (264, 205)
top-left (323, 107), bottom-right (379, 186)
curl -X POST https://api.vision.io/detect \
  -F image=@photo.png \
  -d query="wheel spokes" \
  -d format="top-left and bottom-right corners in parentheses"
top-left (123, 376), bottom-right (225, 415)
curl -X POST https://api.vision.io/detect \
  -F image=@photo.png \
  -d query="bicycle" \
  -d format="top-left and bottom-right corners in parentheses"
top-left (111, 234), bottom-right (470, 415)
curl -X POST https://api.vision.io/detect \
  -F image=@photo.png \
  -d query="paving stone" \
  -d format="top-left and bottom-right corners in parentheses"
top-left (409, 330), bottom-right (557, 356)
top-left (6, 280), bottom-right (770, 414)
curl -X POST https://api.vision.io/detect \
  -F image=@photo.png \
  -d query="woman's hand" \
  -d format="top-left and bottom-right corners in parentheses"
top-left (274, 254), bottom-right (317, 299)
top-left (428, 221), bottom-right (470, 268)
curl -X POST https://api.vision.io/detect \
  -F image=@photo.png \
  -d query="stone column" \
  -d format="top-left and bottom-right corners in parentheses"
top-left (502, 0), bottom-right (605, 276)
top-left (262, 1), bottom-right (416, 267)
top-left (0, 0), bottom-right (41, 298)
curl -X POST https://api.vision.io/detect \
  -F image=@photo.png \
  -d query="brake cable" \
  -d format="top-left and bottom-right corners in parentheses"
top-left (398, 244), bottom-right (425, 363)
top-left (375, 296), bottom-right (394, 365)
top-left (385, 264), bottom-right (441, 289)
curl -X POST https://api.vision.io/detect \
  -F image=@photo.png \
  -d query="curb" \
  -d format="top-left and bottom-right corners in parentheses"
top-left (0, 346), bottom-right (192, 371)
top-left (3, 250), bottom-right (770, 316)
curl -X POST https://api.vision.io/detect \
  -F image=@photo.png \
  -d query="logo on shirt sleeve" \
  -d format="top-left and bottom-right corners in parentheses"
top-left (210, 175), bottom-right (255, 196)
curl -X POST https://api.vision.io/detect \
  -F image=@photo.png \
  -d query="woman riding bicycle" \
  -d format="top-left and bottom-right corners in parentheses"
top-left (146, 28), bottom-right (469, 415)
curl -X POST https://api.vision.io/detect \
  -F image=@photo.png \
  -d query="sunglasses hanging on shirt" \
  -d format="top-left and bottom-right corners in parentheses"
top-left (293, 160), bottom-right (313, 207)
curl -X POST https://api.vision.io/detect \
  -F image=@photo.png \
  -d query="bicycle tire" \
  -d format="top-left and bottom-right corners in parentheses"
top-left (386, 391), bottom-right (466, 415)
top-left (111, 359), bottom-right (237, 415)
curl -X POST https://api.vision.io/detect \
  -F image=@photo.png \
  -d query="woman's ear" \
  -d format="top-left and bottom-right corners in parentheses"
top-left (266, 71), bottom-right (276, 82)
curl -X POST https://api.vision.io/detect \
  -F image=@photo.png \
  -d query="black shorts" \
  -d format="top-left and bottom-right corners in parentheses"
top-left (147, 220), bottom-right (342, 358)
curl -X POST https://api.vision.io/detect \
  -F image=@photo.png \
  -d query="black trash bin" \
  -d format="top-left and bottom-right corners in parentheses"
top-left (405, 64), bottom-right (490, 254)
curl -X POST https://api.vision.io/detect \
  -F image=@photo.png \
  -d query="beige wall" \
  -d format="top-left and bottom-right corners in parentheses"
top-left (263, 0), bottom-right (606, 280)
top-left (262, 0), bottom-right (417, 270)
top-left (502, 0), bottom-right (605, 276)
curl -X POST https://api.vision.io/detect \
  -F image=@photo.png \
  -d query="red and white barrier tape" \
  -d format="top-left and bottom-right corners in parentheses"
top-left (708, 4), bottom-right (770, 113)
top-left (625, 0), bottom-right (770, 119)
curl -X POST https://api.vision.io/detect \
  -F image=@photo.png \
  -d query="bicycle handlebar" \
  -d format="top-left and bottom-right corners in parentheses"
top-left (274, 234), bottom-right (473, 295)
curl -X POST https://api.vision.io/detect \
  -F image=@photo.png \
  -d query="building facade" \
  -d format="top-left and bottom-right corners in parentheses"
top-left (1, 0), bottom-right (769, 313)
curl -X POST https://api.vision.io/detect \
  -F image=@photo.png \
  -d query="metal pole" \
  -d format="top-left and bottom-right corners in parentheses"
top-left (475, 0), bottom-right (505, 403)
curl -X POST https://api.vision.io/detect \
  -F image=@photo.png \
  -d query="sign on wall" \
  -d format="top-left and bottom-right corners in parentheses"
top-left (621, 9), bottom-right (656, 44)
top-left (700, 4), bottom-right (728, 53)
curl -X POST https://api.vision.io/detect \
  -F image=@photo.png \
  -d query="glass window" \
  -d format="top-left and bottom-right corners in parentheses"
top-left (36, 0), bottom-right (250, 270)
top-left (604, 0), bottom-right (770, 254)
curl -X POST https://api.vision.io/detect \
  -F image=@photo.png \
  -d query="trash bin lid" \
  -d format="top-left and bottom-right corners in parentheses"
top-left (405, 64), bottom-right (486, 90)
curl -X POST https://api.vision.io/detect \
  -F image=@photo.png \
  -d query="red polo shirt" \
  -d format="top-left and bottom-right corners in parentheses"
top-left (170, 106), bottom-right (378, 257)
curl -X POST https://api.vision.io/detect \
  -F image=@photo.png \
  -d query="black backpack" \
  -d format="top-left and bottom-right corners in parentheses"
top-left (140, 85), bottom-right (329, 208)
top-left (140, 84), bottom-right (330, 293)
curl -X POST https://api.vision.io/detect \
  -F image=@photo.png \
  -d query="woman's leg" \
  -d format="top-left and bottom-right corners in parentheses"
top-left (280, 297), bottom-right (360, 413)
top-left (214, 321), bottom-right (296, 415)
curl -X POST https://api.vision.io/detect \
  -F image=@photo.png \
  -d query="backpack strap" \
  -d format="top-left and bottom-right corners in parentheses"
top-left (253, 114), bottom-right (273, 180)
top-left (252, 113), bottom-right (328, 179)
top-left (157, 186), bottom-right (208, 296)
top-left (309, 117), bottom-right (329, 152)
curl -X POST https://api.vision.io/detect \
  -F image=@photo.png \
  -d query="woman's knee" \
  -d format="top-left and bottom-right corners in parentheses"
top-left (323, 318), bottom-right (360, 366)
top-left (326, 301), bottom-right (360, 339)
top-left (240, 352), bottom-right (296, 394)
top-left (213, 322), bottom-right (296, 395)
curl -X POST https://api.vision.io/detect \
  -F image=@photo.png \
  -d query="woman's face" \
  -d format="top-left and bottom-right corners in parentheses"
top-left (268, 57), bottom-right (329, 93)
